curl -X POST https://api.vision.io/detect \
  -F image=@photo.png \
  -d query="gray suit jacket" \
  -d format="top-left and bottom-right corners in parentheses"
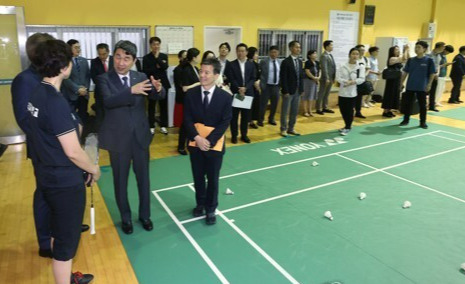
top-left (319, 52), bottom-right (336, 81)
top-left (96, 70), bottom-right (166, 153)
top-left (62, 56), bottom-right (91, 102)
top-left (259, 57), bottom-right (282, 91)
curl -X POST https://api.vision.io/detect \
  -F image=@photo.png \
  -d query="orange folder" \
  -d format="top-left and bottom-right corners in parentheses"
top-left (188, 123), bottom-right (224, 151)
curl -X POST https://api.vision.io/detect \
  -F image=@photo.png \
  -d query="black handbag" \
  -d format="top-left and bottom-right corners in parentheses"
top-left (356, 69), bottom-right (374, 95)
top-left (400, 92), bottom-right (420, 115)
top-left (382, 68), bottom-right (402, 80)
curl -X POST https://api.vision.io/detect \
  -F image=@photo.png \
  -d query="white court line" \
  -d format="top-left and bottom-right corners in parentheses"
top-left (437, 130), bottom-right (465, 139)
top-left (186, 185), bottom-right (299, 284)
top-left (336, 153), bottom-right (465, 204)
top-left (153, 131), bottom-right (441, 193)
top-left (429, 133), bottom-right (465, 144)
top-left (152, 191), bottom-right (229, 284)
top-left (181, 144), bottom-right (465, 224)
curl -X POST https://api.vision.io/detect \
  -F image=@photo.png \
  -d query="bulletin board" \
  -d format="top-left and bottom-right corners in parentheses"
top-left (155, 25), bottom-right (194, 54)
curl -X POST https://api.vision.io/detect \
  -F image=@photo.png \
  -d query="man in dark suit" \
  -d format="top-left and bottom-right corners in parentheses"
top-left (142, 37), bottom-right (171, 135)
top-left (90, 43), bottom-right (113, 131)
top-left (259, 45), bottom-right (281, 126)
top-left (11, 33), bottom-right (90, 263)
top-left (225, 43), bottom-right (256, 144)
top-left (280, 40), bottom-right (304, 137)
top-left (97, 40), bottom-right (165, 234)
top-left (62, 39), bottom-right (91, 124)
top-left (184, 58), bottom-right (232, 225)
top-left (448, 46), bottom-right (465, 104)
top-left (316, 40), bottom-right (336, 114)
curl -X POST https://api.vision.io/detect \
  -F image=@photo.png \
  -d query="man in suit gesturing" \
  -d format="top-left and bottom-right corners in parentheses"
top-left (316, 40), bottom-right (336, 115)
top-left (90, 43), bottom-right (113, 131)
top-left (62, 39), bottom-right (91, 123)
top-left (184, 58), bottom-right (232, 225)
top-left (280, 40), bottom-right (304, 137)
top-left (259, 45), bottom-right (281, 126)
top-left (97, 41), bottom-right (165, 234)
top-left (225, 43), bottom-right (256, 144)
top-left (448, 46), bottom-right (465, 104)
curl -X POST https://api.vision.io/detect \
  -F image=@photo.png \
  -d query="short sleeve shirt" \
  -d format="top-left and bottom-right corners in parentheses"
top-left (403, 56), bottom-right (436, 92)
top-left (28, 81), bottom-right (83, 187)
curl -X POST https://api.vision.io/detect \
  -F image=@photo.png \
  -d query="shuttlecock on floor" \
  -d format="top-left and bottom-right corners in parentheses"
top-left (359, 192), bottom-right (367, 200)
top-left (460, 263), bottom-right (465, 271)
top-left (402, 201), bottom-right (412, 209)
top-left (324, 211), bottom-right (333, 221)
top-left (312, 161), bottom-right (319, 167)
top-left (225, 188), bottom-right (234, 195)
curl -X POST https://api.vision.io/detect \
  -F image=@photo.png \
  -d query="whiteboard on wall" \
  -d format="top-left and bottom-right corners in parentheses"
top-left (328, 10), bottom-right (359, 68)
top-left (155, 26), bottom-right (194, 54)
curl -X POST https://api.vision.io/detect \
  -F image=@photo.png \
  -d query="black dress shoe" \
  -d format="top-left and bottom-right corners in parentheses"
top-left (399, 120), bottom-right (409, 126)
top-left (71, 271), bottom-right (94, 284)
top-left (316, 110), bottom-right (324, 115)
top-left (241, 136), bottom-right (251, 143)
top-left (268, 120), bottom-right (277, 125)
top-left (257, 121), bottom-right (264, 127)
top-left (205, 213), bottom-right (216, 225)
top-left (139, 218), bottom-right (153, 231)
top-left (178, 149), bottom-right (188, 155)
top-left (249, 123), bottom-right (258, 129)
top-left (121, 221), bottom-right (133, 234)
top-left (458, 100), bottom-right (464, 103)
top-left (192, 206), bottom-right (205, 217)
top-left (231, 136), bottom-right (238, 144)
top-left (355, 113), bottom-right (366, 119)
top-left (81, 224), bottom-right (89, 233)
top-left (39, 248), bottom-right (53, 258)
top-left (429, 108), bottom-right (439, 112)
top-left (448, 100), bottom-right (460, 104)
top-left (323, 108), bottom-right (335, 113)
top-left (420, 123), bottom-right (428, 129)
top-left (0, 144), bottom-right (7, 158)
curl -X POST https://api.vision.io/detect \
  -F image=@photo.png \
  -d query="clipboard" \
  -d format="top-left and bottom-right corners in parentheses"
top-left (232, 94), bottom-right (253, 109)
top-left (188, 123), bottom-right (224, 151)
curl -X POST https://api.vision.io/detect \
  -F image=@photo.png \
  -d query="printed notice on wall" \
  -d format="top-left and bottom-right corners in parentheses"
top-left (155, 26), bottom-right (194, 54)
top-left (328, 11), bottom-right (359, 68)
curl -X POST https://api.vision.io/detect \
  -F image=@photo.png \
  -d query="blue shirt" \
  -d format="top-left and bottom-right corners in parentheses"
top-left (28, 81), bottom-right (83, 187)
top-left (403, 56), bottom-right (436, 92)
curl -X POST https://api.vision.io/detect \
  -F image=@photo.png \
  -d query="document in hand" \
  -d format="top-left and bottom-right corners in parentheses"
top-left (232, 94), bottom-right (253, 109)
top-left (188, 123), bottom-right (224, 151)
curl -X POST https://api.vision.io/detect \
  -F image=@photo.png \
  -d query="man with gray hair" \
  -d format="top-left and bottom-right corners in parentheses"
top-left (97, 40), bottom-right (166, 234)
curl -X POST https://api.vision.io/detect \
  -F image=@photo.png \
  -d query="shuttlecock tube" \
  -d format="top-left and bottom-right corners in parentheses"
top-left (324, 211), bottom-right (333, 221)
top-left (359, 192), bottom-right (367, 200)
top-left (90, 207), bottom-right (96, 235)
top-left (402, 201), bottom-right (412, 209)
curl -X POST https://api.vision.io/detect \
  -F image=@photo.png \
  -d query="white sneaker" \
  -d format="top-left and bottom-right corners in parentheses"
top-left (436, 103), bottom-right (443, 107)
top-left (160, 127), bottom-right (168, 135)
top-left (150, 128), bottom-right (155, 135)
top-left (338, 128), bottom-right (345, 133)
top-left (362, 102), bottom-right (369, 108)
top-left (340, 129), bottom-right (351, 136)
top-left (367, 102), bottom-right (374, 107)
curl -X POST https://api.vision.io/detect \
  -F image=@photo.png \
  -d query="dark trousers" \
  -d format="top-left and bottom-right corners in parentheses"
top-left (39, 183), bottom-right (85, 261)
top-left (249, 89), bottom-right (260, 122)
top-left (403, 90), bottom-right (427, 124)
top-left (177, 123), bottom-right (188, 150)
top-left (338, 96), bottom-right (356, 129)
top-left (355, 92), bottom-right (363, 114)
top-left (33, 187), bottom-right (52, 250)
top-left (259, 85), bottom-right (280, 123)
top-left (189, 147), bottom-right (223, 214)
top-left (450, 76), bottom-right (463, 102)
top-left (429, 78), bottom-right (438, 109)
top-left (231, 107), bottom-right (249, 138)
top-left (148, 90), bottom-right (169, 128)
top-left (71, 96), bottom-right (89, 124)
top-left (109, 140), bottom-right (150, 222)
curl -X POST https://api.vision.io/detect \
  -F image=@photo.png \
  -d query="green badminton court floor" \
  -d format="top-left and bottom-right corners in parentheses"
top-left (98, 118), bottom-right (465, 284)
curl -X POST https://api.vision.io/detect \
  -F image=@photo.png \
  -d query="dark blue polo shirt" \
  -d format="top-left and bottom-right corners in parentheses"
top-left (28, 81), bottom-right (83, 187)
top-left (403, 56), bottom-right (436, 92)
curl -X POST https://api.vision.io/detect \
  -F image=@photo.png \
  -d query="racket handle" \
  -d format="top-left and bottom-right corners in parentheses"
top-left (90, 207), bottom-right (96, 235)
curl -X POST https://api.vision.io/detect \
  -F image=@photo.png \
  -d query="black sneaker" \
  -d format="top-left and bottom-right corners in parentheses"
top-left (355, 113), bottom-right (366, 119)
top-left (322, 109), bottom-right (335, 113)
top-left (71, 272), bottom-right (94, 284)
top-left (399, 120), bottom-right (409, 126)
top-left (0, 144), bottom-right (7, 158)
top-left (420, 123), bottom-right (428, 129)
